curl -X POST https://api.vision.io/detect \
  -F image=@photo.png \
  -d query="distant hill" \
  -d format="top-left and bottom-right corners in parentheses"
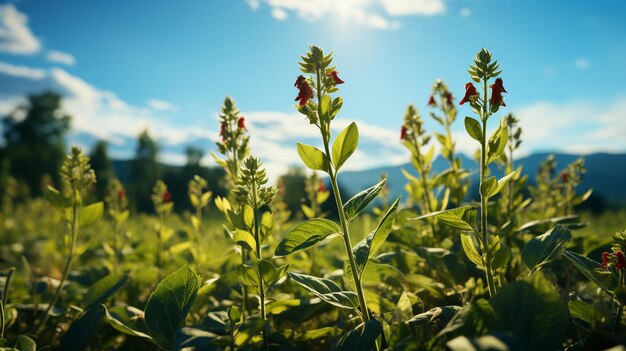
top-left (340, 153), bottom-right (626, 206)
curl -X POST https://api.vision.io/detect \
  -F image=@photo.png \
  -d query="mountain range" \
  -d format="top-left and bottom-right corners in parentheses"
top-left (340, 153), bottom-right (626, 206)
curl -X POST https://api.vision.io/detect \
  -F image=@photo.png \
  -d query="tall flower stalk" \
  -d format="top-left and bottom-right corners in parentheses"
top-left (212, 97), bottom-right (251, 319)
top-left (105, 179), bottom-right (129, 274)
top-left (35, 147), bottom-right (100, 335)
top-left (151, 180), bottom-right (173, 279)
top-left (278, 47), bottom-right (400, 342)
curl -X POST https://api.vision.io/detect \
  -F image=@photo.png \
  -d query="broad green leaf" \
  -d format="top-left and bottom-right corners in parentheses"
top-left (332, 122), bottom-right (359, 170)
top-left (489, 273), bottom-right (569, 351)
top-left (288, 272), bottom-right (359, 310)
top-left (353, 198), bottom-right (400, 275)
top-left (79, 202), bottom-right (104, 227)
top-left (260, 211), bottom-right (274, 240)
top-left (242, 205), bottom-right (254, 229)
top-left (15, 335), bottom-right (36, 351)
top-left (175, 327), bottom-right (218, 349)
top-left (491, 246), bottom-right (511, 271)
top-left (238, 264), bottom-right (259, 287)
top-left (259, 259), bottom-right (276, 288)
top-left (319, 94), bottom-right (331, 121)
top-left (59, 304), bottom-right (106, 351)
top-left (465, 116), bottom-right (483, 142)
top-left (568, 300), bottom-right (601, 326)
top-left (522, 224), bottom-right (571, 274)
top-left (461, 233), bottom-right (483, 268)
top-left (104, 305), bottom-right (152, 340)
top-left (343, 177), bottom-right (387, 222)
top-left (447, 334), bottom-right (523, 351)
top-left (233, 229), bottom-right (256, 252)
top-left (297, 143), bottom-right (329, 172)
top-left (83, 272), bottom-right (129, 309)
top-left (563, 250), bottom-right (617, 298)
top-left (335, 320), bottom-right (381, 351)
top-left (275, 218), bottom-right (341, 256)
top-left (415, 206), bottom-right (478, 233)
top-left (144, 265), bottom-right (201, 350)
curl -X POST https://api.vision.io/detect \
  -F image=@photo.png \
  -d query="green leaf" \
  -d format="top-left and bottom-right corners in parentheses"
top-left (521, 224), bottom-right (571, 274)
top-left (275, 218), bottom-right (341, 256)
top-left (353, 198), bottom-right (400, 275)
top-left (343, 177), bottom-right (387, 222)
top-left (297, 327), bottom-right (343, 341)
top-left (319, 94), bottom-right (332, 121)
top-left (485, 169), bottom-right (519, 198)
top-left (259, 259), bottom-right (276, 288)
top-left (480, 177), bottom-right (497, 198)
top-left (335, 320), bottom-right (382, 351)
top-left (144, 265), bottom-right (201, 350)
top-left (242, 204), bottom-right (254, 229)
top-left (288, 272), bottom-right (359, 310)
top-left (464, 116), bottom-right (483, 142)
top-left (104, 305), bottom-right (152, 340)
top-left (563, 250), bottom-right (618, 297)
top-left (332, 122), bottom-right (359, 170)
top-left (297, 143), bottom-right (329, 172)
top-left (489, 273), bottom-right (569, 351)
top-left (233, 229), bottom-right (256, 252)
top-left (461, 233), bottom-right (483, 268)
top-left (59, 304), bottom-right (106, 351)
top-left (45, 186), bottom-right (68, 209)
top-left (79, 202), bottom-right (104, 227)
top-left (415, 206), bottom-right (478, 233)
top-left (83, 272), bottom-right (129, 310)
top-left (491, 246), bottom-right (511, 271)
top-left (15, 335), bottom-right (36, 351)
top-left (238, 264), bottom-right (259, 287)
top-left (487, 118), bottom-right (508, 163)
top-left (568, 300), bottom-right (602, 326)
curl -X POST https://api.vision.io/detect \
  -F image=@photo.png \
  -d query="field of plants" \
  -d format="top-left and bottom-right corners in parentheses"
top-left (0, 46), bottom-right (625, 351)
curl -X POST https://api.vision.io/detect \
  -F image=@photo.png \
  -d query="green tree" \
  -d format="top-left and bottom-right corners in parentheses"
top-left (130, 129), bottom-right (160, 212)
top-left (1, 91), bottom-right (70, 196)
top-left (90, 140), bottom-right (114, 200)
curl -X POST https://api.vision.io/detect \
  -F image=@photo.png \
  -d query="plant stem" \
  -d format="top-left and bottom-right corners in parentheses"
top-left (407, 121), bottom-right (437, 242)
top-left (616, 270), bottom-right (624, 333)
top-left (480, 80), bottom-right (497, 298)
top-left (252, 180), bottom-right (269, 351)
top-left (0, 267), bottom-right (15, 339)
top-left (36, 192), bottom-right (80, 335)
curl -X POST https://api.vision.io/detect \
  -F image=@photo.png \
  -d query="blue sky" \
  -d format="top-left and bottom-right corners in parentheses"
top-left (0, 0), bottom-right (625, 178)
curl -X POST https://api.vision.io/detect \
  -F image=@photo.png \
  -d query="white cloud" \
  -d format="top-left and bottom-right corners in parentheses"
top-left (515, 97), bottom-right (626, 155)
top-left (0, 4), bottom-right (40, 55)
top-left (574, 58), bottom-right (590, 70)
top-left (271, 8), bottom-right (288, 20)
top-left (460, 7), bottom-right (471, 17)
top-left (247, 0), bottom-right (443, 30)
top-left (0, 61), bottom-right (46, 79)
top-left (379, 0), bottom-right (445, 16)
top-left (147, 99), bottom-right (180, 113)
top-left (46, 50), bottom-right (76, 66)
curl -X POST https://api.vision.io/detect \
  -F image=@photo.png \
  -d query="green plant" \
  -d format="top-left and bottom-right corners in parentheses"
top-left (276, 45), bottom-right (400, 350)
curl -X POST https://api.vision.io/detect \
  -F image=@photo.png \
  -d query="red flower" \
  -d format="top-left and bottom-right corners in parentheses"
top-left (616, 251), bottom-right (626, 270)
top-left (238, 117), bottom-right (247, 130)
top-left (400, 125), bottom-right (407, 140)
top-left (602, 251), bottom-right (610, 268)
top-left (318, 182), bottom-right (327, 193)
top-left (295, 79), bottom-right (313, 106)
top-left (117, 189), bottom-right (125, 201)
top-left (162, 191), bottom-right (172, 203)
top-left (459, 83), bottom-right (478, 105)
top-left (427, 95), bottom-right (436, 106)
top-left (327, 70), bottom-right (344, 84)
top-left (489, 78), bottom-right (507, 107)
top-left (561, 171), bottom-right (568, 183)
top-left (294, 75), bottom-right (306, 88)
